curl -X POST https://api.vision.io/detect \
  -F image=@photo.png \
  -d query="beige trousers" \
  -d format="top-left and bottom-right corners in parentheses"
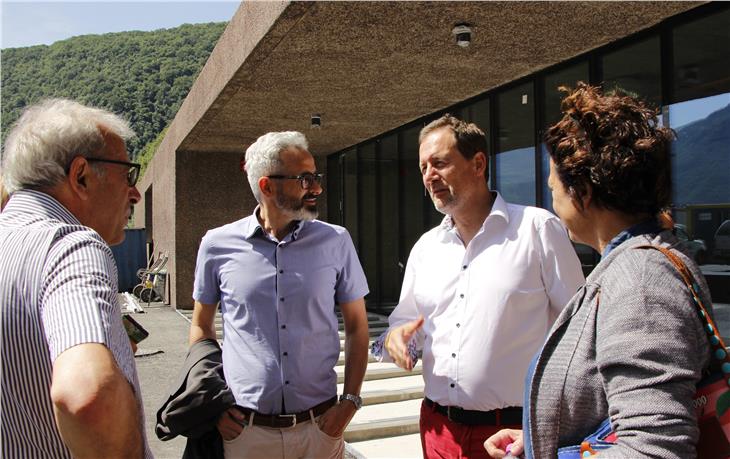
top-left (223, 412), bottom-right (344, 459)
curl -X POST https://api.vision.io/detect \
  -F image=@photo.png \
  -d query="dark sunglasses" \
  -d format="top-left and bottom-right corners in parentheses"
top-left (267, 172), bottom-right (324, 190)
top-left (86, 158), bottom-right (141, 187)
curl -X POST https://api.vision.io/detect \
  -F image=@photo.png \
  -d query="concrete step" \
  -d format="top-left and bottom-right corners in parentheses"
top-left (339, 326), bottom-right (387, 339)
top-left (348, 433), bottom-right (423, 458)
top-left (339, 374), bottom-right (424, 406)
top-left (338, 351), bottom-right (377, 366)
top-left (341, 338), bottom-right (377, 352)
top-left (336, 362), bottom-right (421, 384)
top-left (344, 398), bottom-right (422, 443)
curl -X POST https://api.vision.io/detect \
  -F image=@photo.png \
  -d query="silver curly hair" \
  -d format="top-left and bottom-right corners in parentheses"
top-left (245, 131), bottom-right (308, 202)
top-left (2, 98), bottom-right (134, 193)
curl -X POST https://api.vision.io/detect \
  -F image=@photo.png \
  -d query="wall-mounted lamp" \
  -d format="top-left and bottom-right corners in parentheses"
top-left (311, 114), bottom-right (321, 129)
top-left (452, 23), bottom-right (472, 48)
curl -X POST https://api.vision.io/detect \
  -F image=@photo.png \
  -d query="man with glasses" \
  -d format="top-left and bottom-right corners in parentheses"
top-left (0, 99), bottom-right (151, 458)
top-left (190, 131), bottom-right (369, 458)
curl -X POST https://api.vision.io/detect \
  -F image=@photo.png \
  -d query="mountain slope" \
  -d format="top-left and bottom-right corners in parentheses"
top-left (1, 22), bottom-right (227, 159)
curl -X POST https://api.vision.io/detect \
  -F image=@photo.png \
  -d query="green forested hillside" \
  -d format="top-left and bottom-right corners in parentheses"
top-left (1, 22), bottom-right (227, 159)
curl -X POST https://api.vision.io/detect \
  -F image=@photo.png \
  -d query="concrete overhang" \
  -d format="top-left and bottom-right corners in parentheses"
top-left (163, 1), bottom-right (704, 160)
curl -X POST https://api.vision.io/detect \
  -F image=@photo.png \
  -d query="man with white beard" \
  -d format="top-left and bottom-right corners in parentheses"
top-left (189, 131), bottom-right (369, 459)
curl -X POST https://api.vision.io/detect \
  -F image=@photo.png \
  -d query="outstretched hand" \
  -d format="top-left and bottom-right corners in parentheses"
top-left (384, 316), bottom-right (424, 370)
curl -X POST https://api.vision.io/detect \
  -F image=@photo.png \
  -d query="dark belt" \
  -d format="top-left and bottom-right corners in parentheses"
top-left (239, 397), bottom-right (337, 428)
top-left (424, 397), bottom-right (523, 426)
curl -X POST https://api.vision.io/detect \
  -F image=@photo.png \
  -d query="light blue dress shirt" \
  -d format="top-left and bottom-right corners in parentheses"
top-left (193, 211), bottom-right (368, 414)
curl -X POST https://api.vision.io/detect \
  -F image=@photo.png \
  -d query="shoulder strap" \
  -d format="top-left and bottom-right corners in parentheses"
top-left (636, 245), bottom-right (729, 373)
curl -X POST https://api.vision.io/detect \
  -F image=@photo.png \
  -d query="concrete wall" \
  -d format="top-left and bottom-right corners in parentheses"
top-left (133, 135), bottom-right (177, 306)
top-left (175, 150), bottom-right (254, 308)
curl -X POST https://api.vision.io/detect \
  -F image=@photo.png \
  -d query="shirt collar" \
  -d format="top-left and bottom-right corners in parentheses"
top-left (243, 206), bottom-right (306, 241)
top-left (601, 218), bottom-right (663, 259)
top-left (438, 191), bottom-right (509, 236)
top-left (3, 189), bottom-right (82, 226)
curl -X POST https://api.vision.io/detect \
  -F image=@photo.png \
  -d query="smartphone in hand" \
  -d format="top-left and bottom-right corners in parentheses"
top-left (122, 314), bottom-right (149, 344)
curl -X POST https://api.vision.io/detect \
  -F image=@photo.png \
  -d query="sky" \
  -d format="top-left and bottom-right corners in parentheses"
top-left (1, 1), bottom-right (241, 49)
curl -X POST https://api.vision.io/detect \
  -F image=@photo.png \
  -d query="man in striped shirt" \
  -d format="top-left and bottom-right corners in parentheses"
top-left (0, 99), bottom-right (152, 458)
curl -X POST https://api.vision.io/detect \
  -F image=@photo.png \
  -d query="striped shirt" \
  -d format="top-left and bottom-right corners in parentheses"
top-left (0, 190), bottom-right (152, 458)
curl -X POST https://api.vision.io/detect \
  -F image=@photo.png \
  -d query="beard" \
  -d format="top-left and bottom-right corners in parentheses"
top-left (274, 191), bottom-right (318, 221)
top-left (429, 188), bottom-right (456, 216)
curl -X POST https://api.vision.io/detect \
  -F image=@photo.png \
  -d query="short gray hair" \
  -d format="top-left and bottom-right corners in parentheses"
top-left (1, 98), bottom-right (134, 193)
top-left (245, 131), bottom-right (308, 202)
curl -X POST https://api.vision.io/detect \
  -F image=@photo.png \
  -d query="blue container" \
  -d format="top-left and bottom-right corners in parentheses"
top-left (111, 228), bottom-right (147, 292)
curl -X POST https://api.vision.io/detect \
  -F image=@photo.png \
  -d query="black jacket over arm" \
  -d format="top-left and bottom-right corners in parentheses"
top-left (156, 338), bottom-right (235, 459)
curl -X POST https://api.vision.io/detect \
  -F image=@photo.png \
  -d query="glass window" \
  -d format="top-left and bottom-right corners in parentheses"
top-left (540, 61), bottom-right (590, 212)
top-left (343, 148), bottom-right (358, 248)
top-left (400, 126), bottom-right (426, 264)
top-left (539, 61), bottom-right (598, 270)
top-left (602, 36), bottom-right (661, 107)
top-left (379, 134), bottom-right (400, 304)
top-left (672, 8), bottom-right (730, 103)
top-left (496, 82), bottom-right (536, 206)
top-left (326, 154), bottom-right (342, 225)
top-left (358, 143), bottom-right (378, 301)
top-left (668, 8), bottom-right (730, 266)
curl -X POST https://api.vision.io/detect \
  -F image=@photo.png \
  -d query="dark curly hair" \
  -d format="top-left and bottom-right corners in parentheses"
top-left (544, 82), bottom-right (675, 217)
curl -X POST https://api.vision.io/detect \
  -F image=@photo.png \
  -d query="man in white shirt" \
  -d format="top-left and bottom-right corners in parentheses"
top-left (375, 114), bottom-right (584, 458)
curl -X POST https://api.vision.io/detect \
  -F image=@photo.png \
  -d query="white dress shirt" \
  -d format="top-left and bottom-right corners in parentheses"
top-left (383, 192), bottom-right (584, 411)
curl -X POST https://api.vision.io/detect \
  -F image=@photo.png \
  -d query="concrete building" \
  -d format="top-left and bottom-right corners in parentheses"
top-left (134, 1), bottom-right (730, 309)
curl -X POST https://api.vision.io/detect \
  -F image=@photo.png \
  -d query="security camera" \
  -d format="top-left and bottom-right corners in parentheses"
top-left (311, 114), bottom-right (321, 128)
top-left (452, 23), bottom-right (472, 48)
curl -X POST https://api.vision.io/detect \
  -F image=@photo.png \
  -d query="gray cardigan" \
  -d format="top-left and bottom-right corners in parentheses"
top-left (528, 231), bottom-right (713, 458)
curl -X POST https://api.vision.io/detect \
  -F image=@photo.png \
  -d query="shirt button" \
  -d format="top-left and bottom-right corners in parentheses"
top-left (285, 381), bottom-right (290, 385)
top-left (452, 353), bottom-right (456, 358)
top-left (459, 294), bottom-right (464, 299)
top-left (281, 325), bottom-right (286, 329)
top-left (279, 270), bottom-right (284, 274)
top-left (283, 352), bottom-right (288, 356)
top-left (456, 323), bottom-right (460, 328)
top-left (280, 297), bottom-right (285, 302)
top-left (462, 265), bottom-right (467, 270)
top-left (450, 383), bottom-right (455, 388)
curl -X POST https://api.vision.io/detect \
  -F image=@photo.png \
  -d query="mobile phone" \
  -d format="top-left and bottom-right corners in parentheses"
top-left (122, 314), bottom-right (149, 344)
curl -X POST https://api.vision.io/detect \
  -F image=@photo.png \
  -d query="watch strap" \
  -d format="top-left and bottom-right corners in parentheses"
top-left (339, 393), bottom-right (362, 410)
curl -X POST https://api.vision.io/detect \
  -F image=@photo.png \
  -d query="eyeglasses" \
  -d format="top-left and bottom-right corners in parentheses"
top-left (267, 172), bottom-right (324, 190)
top-left (86, 158), bottom-right (141, 187)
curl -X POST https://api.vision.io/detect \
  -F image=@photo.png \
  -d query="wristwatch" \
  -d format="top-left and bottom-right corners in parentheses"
top-left (339, 393), bottom-right (363, 410)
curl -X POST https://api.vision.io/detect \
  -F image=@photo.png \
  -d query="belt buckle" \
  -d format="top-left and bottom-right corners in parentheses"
top-left (279, 414), bottom-right (297, 427)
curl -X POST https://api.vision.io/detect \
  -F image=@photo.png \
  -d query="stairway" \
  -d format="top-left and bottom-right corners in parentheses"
top-left (177, 308), bottom-right (424, 458)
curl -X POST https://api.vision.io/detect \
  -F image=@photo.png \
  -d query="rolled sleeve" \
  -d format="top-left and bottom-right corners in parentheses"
top-left (374, 243), bottom-right (426, 363)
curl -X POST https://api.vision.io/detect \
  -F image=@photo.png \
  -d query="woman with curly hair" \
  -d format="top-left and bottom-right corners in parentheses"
top-left (485, 83), bottom-right (714, 458)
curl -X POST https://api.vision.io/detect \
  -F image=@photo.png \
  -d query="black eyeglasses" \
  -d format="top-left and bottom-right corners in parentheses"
top-left (86, 158), bottom-right (141, 187)
top-left (267, 172), bottom-right (324, 190)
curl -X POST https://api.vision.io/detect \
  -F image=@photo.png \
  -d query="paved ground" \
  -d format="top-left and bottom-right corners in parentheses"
top-left (132, 301), bottom-right (730, 458)
top-left (131, 303), bottom-right (189, 459)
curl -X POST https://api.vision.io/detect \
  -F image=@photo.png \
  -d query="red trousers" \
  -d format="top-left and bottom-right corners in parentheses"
top-left (419, 400), bottom-right (521, 459)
